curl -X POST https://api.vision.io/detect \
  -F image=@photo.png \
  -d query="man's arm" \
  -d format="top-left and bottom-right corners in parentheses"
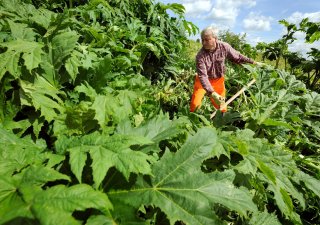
top-left (225, 43), bottom-right (255, 64)
top-left (196, 55), bottom-right (214, 94)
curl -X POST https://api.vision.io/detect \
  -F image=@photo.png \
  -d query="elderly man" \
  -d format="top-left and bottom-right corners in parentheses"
top-left (190, 26), bottom-right (258, 113)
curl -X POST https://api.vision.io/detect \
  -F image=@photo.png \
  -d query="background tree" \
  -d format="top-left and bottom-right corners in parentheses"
top-left (219, 30), bottom-right (257, 58)
top-left (305, 48), bottom-right (320, 90)
top-left (261, 40), bottom-right (284, 68)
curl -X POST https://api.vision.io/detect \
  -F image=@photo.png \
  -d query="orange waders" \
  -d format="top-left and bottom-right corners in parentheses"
top-left (190, 75), bottom-right (226, 112)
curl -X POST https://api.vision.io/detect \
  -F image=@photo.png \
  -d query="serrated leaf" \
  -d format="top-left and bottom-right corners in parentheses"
top-left (109, 128), bottom-right (257, 225)
top-left (257, 160), bottom-right (276, 185)
top-left (30, 8), bottom-right (54, 29)
top-left (304, 91), bottom-right (320, 116)
top-left (220, 129), bottom-right (306, 221)
top-left (91, 94), bottom-right (109, 127)
top-left (296, 171), bottom-right (320, 197)
top-left (263, 118), bottom-right (296, 131)
top-left (114, 55), bottom-right (131, 69)
top-left (44, 153), bottom-right (65, 168)
top-left (51, 31), bottom-right (79, 69)
top-left (0, 167), bottom-right (71, 224)
top-left (20, 75), bottom-right (65, 121)
top-left (274, 170), bottom-right (305, 209)
top-left (116, 113), bottom-right (189, 153)
top-left (32, 184), bottom-right (112, 225)
top-left (0, 127), bottom-right (46, 175)
top-left (8, 19), bottom-right (36, 41)
top-left (142, 42), bottom-right (160, 58)
top-left (56, 132), bottom-right (154, 187)
top-left (75, 82), bottom-right (97, 99)
top-left (0, 39), bottom-right (44, 75)
top-left (20, 166), bottom-right (70, 187)
top-left (0, 176), bottom-right (16, 202)
top-left (0, 186), bottom-right (33, 224)
top-left (33, 204), bottom-right (80, 225)
top-left (234, 158), bottom-right (257, 175)
top-left (69, 148), bottom-right (87, 183)
top-left (268, 183), bottom-right (302, 223)
top-left (90, 91), bottom-right (137, 127)
top-left (65, 53), bottom-right (80, 81)
top-left (249, 211), bottom-right (281, 225)
top-left (0, 50), bottom-right (21, 80)
top-left (280, 188), bottom-right (293, 213)
top-left (86, 215), bottom-right (114, 225)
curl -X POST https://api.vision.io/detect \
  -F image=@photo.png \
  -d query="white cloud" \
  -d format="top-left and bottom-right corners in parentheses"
top-left (208, 23), bottom-right (228, 33)
top-left (247, 35), bottom-right (265, 46)
top-left (289, 40), bottom-right (320, 58)
top-left (286, 11), bottom-right (320, 24)
top-left (207, 0), bottom-right (256, 27)
top-left (183, 0), bottom-right (212, 17)
top-left (243, 12), bottom-right (272, 31)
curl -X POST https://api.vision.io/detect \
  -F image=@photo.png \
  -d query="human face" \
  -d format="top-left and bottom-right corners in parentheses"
top-left (202, 33), bottom-right (216, 50)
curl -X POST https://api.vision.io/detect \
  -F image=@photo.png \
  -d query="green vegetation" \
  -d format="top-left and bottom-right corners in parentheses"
top-left (0, 0), bottom-right (319, 225)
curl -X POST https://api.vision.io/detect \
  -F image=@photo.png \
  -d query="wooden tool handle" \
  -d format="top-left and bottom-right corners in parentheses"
top-left (220, 78), bottom-right (256, 110)
top-left (210, 79), bottom-right (256, 119)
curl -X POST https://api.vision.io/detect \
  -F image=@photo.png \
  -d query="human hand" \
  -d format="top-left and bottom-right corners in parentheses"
top-left (211, 92), bottom-right (225, 105)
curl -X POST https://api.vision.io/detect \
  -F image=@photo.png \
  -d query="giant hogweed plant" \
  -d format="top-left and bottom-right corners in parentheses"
top-left (1, 0), bottom-right (320, 225)
top-left (0, 0), bottom-right (197, 135)
top-left (2, 117), bottom-right (320, 224)
top-left (154, 63), bottom-right (320, 223)
top-left (232, 65), bottom-right (320, 174)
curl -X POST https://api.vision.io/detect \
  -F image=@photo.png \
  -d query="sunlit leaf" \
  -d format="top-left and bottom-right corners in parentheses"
top-left (110, 128), bottom-right (257, 224)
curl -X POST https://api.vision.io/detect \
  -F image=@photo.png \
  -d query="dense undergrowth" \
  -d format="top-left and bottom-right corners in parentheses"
top-left (0, 0), bottom-right (319, 225)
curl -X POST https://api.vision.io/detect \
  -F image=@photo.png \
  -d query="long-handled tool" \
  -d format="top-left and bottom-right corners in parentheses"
top-left (210, 78), bottom-right (256, 119)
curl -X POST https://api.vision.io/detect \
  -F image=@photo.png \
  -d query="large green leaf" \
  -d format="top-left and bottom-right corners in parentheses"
top-left (0, 48), bottom-right (20, 80)
top-left (65, 51), bottom-right (81, 82)
top-left (91, 94), bottom-right (120, 127)
top-left (0, 165), bottom-right (70, 224)
top-left (55, 132), bottom-right (154, 187)
top-left (74, 82), bottom-right (140, 128)
top-left (0, 39), bottom-right (44, 79)
top-left (20, 165), bottom-right (70, 186)
top-left (116, 113), bottom-right (190, 153)
top-left (20, 75), bottom-right (65, 121)
top-left (221, 129), bottom-right (305, 223)
top-left (303, 92), bottom-right (320, 117)
top-left (0, 127), bottom-right (47, 175)
top-left (249, 211), bottom-right (281, 225)
top-left (0, 177), bottom-right (34, 224)
top-left (86, 215), bottom-right (115, 225)
top-left (32, 184), bottom-right (112, 225)
top-left (109, 128), bottom-right (257, 224)
top-left (51, 31), bottom-right (79, 70)
top-left (295, 171), bottom-right (320, 198)
top-left (8, 19), bottom-right (37, 41)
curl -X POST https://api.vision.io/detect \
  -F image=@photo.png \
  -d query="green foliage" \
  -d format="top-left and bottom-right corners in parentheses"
top-left (219, 30), bottom-right (257, 59)
top-left (56, 132), bottom-right (154, 187)
top-left (0, 0), bottom-right (319, 224)
top-left (109, 128), bottom-right (257, 224)
top-left (0, 127), bottom-right (112, 225)
top-left (257, 18), bottom-right (320, 91)
top-left (299, 18), bottom-right (320, 43)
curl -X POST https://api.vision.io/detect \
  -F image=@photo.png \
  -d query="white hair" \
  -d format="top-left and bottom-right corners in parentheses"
top-left (201, 26), bottom-right (218, 39)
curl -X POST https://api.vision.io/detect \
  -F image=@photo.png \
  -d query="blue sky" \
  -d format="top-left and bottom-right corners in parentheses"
top-left (158, 0), bottom-right (320, 57)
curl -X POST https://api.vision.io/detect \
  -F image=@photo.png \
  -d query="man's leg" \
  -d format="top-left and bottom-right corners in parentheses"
top-left (208, 77), bottom-right (227, 112)
top-left (190, 76), bottom-right (206, 112)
